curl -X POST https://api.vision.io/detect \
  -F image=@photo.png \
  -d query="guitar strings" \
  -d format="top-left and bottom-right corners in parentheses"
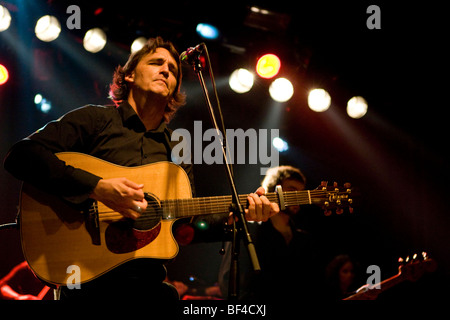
top-left (97, 191), bottom-right (330, 220)
top-left (97, 193), bottom-right (328, 219)
top-left (97, 190), bottom-right (335, 223)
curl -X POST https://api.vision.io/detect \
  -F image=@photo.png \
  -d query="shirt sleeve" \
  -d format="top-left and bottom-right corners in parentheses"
top-left (3, 106), bottom-right (103, 208)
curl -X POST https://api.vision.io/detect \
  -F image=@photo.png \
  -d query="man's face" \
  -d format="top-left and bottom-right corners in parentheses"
top-left (125, 47), bottom-right (179, 102)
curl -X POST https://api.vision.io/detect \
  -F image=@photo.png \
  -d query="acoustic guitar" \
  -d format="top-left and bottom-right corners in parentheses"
top-left (20, 152), bottom-right (353, 286)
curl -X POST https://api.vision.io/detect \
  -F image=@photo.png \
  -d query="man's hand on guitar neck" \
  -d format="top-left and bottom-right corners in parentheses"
top-left (89, 177), bottom-right (148, 220)
top-left (228, 186), bottom-right (280, 224)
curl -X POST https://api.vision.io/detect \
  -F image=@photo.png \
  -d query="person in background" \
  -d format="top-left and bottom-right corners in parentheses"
top-left (219, 165), bottom-right (321, 301)
top-left (323, 254), bottom-right (360, 300)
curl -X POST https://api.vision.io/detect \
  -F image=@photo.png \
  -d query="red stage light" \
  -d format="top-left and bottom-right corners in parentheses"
top-left (94, 7), bottom-right (104, 15)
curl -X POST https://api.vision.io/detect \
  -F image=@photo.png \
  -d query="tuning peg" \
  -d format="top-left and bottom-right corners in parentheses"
top-left (321, 181), bottom-right (328, 190)
top-left (333, 182), bottom-right (340, 193)
top-left (336, 208), bottom-right (344, 215)
top-left (349, 207), bottom-right (354, 214)
top-left (422, 251), bottom-right (428, 260)
top-left (344, 182), bottom-right (352, 189)
top-left (398, 257), bottom-right (405, 265)
top-left (324, 210), bottom-right (332, 216)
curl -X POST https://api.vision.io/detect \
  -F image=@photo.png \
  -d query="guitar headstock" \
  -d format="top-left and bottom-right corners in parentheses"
top-left (316, 181), bottom-right (356, 216)
top-left (398, 252), bottom-right (437, 282)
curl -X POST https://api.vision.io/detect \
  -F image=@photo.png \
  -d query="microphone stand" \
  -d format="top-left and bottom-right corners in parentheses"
top-left (185, 44), bottom-right (261, 300)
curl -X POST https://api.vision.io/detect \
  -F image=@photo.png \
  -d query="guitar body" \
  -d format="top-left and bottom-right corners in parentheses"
top-left (20, 152), bottom-right (192, 286)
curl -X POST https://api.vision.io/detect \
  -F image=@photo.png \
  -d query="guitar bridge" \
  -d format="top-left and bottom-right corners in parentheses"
top-left (84, 201), bottom-right (101, 245)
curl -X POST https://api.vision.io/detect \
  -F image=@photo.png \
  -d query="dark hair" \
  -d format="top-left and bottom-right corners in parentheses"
top-left (324, 254), bottom-right (360, 298)
top-left (109, 36), bottom-right (186, 122)
top-left (262, 165), bottom-right (306, 193)
top-left (325, 255), bottom-right (354, 280)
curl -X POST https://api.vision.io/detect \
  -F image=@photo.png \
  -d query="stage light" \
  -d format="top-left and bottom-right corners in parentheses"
top-left (229, 68), bottom-right (254, 93)
top-left (34, 94), bottom-right (43, 104)
top-left (35, 15), bottom-right (61, 42)
top-left (94, 7), bottom-right (104, 16)
top-left (131, 37), bottom-right (147, 53)
top-left (34, 93), bottom-right (52, 113)
top-left (0, 5), bottom-right (11, 32)
top-left (308, 88), bottom-right (331, 112)
top-left (272, 137), bottom-right (289, 152)
top-left (0, 64), bottom-right (9, 85)
top-left (83, 28), bottom-right (107, 53)
top-left (34, 94), bottom-right (52, 113)
top-left (40, 100), bottom-right (52, 113)
top-left (256, 54), bottom-right (281, 79)
top-left (196, 23), bottom-right (220, 40)
top-left (250, 6), bottom-right (269, 14)
top-left (347, 96), bottom-right (368, 119)
top-left (269, 77), bottom-right (294, 102)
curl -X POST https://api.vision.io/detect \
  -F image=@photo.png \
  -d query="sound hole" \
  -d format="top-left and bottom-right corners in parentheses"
top-left (132, 193), bottom-right (162, 231)
top-left (104, 193), bottom-right (163, 254)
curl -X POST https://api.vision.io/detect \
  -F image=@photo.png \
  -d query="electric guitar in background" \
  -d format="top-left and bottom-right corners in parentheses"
top-left (344, 252), bottom-right (437, 300)
top-left (20, 152), bottom-right (355, 286)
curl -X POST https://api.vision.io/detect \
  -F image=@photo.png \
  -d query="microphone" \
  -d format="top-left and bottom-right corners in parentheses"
top-left (180, 43), bottom-right (205, 64)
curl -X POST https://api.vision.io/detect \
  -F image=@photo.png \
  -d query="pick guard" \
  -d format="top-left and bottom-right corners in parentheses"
top-left (105, 222), bottom-right (161, 254)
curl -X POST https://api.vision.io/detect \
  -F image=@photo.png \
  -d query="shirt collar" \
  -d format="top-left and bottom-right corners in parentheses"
top-left (117, 101), bottom-right (168, 134)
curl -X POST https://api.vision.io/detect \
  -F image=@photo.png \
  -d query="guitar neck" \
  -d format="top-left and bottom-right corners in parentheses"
top-left (344, 273), bottom-right (404, 300)
top-left (377, 273), bottom-right (404, 293)
top-left (161, 189), bottom-right (324, 219)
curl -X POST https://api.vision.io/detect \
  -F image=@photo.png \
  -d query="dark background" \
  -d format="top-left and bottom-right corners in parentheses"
top-left (0, 0), bottom-right (448, 303)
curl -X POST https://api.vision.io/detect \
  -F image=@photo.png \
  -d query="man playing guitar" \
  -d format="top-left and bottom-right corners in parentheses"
top-left (4, 37), bottom-right (279, 301)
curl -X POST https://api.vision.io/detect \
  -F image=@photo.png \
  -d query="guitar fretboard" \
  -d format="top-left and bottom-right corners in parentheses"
top-left (161, 190), bottom-right (326, 218)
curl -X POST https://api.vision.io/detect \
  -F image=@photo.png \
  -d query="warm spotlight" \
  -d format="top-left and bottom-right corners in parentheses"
top-left (35, 15), bottom-right (61, 42)
top-left (347, 96), bottom-right (368, 119)
top-left (0, 64), bottom-right (9, 85)
top-left (0, 5), bottom-right (11, 32)
top-left (308, 88), bottom-right (331, 112)
top-left (269, 77), bottom-right (294, 102)
top-left (131, 37), bottom-right (147, 53)
top-left (229, 68), bottom-right (254, 93)
top-left (83, 28), bottom-right (107, 53)
top-left (256, 53), bottom-right (281, 79)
